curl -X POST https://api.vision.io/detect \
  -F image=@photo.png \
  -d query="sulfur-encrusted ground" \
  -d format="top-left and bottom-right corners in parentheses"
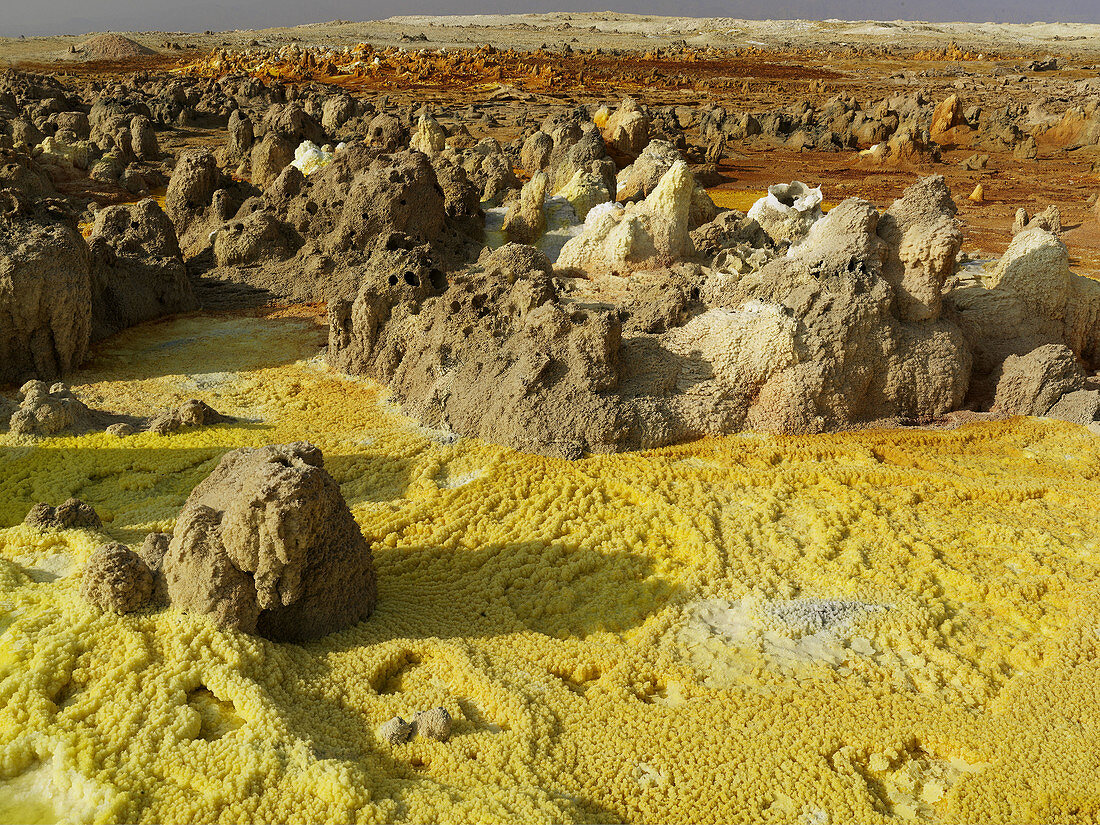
top-left (0, 313), bottom-right (1098, 824)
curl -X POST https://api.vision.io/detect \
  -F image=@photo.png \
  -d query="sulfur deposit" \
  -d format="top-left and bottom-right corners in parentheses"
top-left (0, 316), bottom-right (1098, 824)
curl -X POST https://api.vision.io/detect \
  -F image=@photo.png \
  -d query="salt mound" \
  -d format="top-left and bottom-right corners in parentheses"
top-left (746, 181), bottom-right (823, 245)
top-left (77, 33), bottom-right (155, 61)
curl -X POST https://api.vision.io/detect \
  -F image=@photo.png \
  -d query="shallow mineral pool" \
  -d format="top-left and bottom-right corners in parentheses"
top-left (708, 187), bottom-right (838, 213)
top-left (0, 313), bottom-right (1098, 823)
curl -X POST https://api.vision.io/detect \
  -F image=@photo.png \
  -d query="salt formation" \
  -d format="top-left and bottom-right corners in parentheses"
top-left (330, 172), bottom-right (1100, 457)
top-left (409, 114), bottom-right (446, 156)
top-left (520, 117), bottom-right (617, 195)
top-left (555, 169), bottom-right (611, 220)
top-left (557, 159), bottom-right (696, 275)
top-left (745, 181), bottom-right (824, 245)
top-left (161, 442), bottom-right (377, 640)
top-left (289, 140), bottom-right (335, 175)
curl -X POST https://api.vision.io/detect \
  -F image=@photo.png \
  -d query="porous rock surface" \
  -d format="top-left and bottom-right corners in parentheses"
top-left (328, 174), bottom-right (1099, 457)
top-left (87, 199), bottom-right (197, 340)
top-left (161, 442), bottom-right (377, 641)
top-left (0, 217), bottom-right (91, 384)
top-left (80, 543), bottom-right (154, 614)
top-left (204, 145), bottom-right (480, 302)
top-left (24, 497), bottom-right (102, 530)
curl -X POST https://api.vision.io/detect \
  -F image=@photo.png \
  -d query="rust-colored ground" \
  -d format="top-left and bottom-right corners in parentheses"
top-left (10, 34), bottom-right (1100, 275)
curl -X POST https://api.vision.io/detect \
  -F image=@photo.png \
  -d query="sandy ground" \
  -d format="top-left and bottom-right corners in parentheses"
top-left (6, 13), bottom-right (1100, 62)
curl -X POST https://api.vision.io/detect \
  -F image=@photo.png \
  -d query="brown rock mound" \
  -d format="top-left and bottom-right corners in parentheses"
top-left (87, 199), bottom-right (197, 341)
top-left (0, 218), bottom-right (91, 384)
top-left (328, 177), bottom-right (979, 457)
top-left (162, 442), bottom-right (377, 641)
top-left (24, 498), bottom-right (102, 531)
top-left (80, 543), bottom-right (153, 614)
top-left (77, 34), bottom-right (155, 61)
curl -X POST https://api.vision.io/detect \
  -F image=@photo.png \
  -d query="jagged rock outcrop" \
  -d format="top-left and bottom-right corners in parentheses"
top-left (0, 218), bottom-right (91, 384)
top-left (223, 109), bottom-right (254, 163)
top-left (329, 245), bottom-right (622, 458)
top-left (876, 175), bottom-right (962, 323)
top-left (328, 175), bottom-right (987, 455)
top-left (250, 132), bottom-right (295, 189)
top-left (162, 442), bottom-right (377, 640)
top-left (557, 159), bottom-right (696, 276)
top-left (598, 97), bottom-right (650, 158)
top-left (950, 227), bottom-right (1100, 404)
top-left (522, 120), bottom-right (616, 196)
top-left (165, 148), bottom-right (231, 256)
top-left (263, 101), bottom-right (323, 147)
top-left (5, 381), bottom-right (230, 438)
top-left (555, 169), bottom-right (610, 221)
top-left (202, 146), bottom-right (478, 302)
top-left (87, 199), bottom-right (197, 340)
top-left (410, 114), bottom-right (446, 156)
top-left (212, 209), bottom-right (300, 267)
top-left (615, 139), bottom-right (718, 227)
top-left (991, 344), bottom-right (1085, 417)
top-left (366, 113), bottom-right (408, 152)
top-left (502, 171), bottom-right (549, 243)
top-left (462, 138), bottom-right (519, 204)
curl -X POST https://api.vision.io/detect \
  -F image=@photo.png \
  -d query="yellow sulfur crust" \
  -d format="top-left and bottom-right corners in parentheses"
top-left (0, 314), bottom-right (1098, 824)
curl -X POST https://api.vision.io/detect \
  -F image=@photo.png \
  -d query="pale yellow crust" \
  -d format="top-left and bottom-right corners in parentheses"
top-left (0, 314), bottom-right (1097, 823)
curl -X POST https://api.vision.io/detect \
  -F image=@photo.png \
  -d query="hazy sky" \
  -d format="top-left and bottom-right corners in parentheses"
top-left (3, 0), bottom-right (1097, 37)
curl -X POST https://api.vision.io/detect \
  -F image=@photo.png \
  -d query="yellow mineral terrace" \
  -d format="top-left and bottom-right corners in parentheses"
top-left (0, 314), bottom-right (1098, 823)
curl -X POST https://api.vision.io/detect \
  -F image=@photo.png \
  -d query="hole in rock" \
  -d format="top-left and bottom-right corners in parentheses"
top-left (403, 271), bottom-right (420, 287)
top-left (186, 686), bottom-right (244, 742)
top-left (548, 664), bottom-right (603, 696)
top-left (374, 651), bottom-right (423, 695)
